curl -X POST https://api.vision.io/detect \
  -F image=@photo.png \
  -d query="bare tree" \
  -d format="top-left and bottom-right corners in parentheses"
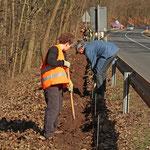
top-left (41, 0), bottom-right (61, 60)
top-left (19, 0), bottom-right (30, 73)
top-left (1, 0), bottom-right (150, 79)
top-left (75, 0), bottom-right (86, 39)
top-left (10, 0), bottom-right (15, 57)
top-left (23, 19), bottom-right (36, 73)
top-left (61, 0), bottom-right (74, 33)
top-left (11, 0), bottom-right (27, 79)
top-left (8, 0), bottom-right (15, 77)
top-left (23, 0), bottom-right (46, 72)
top-left (57, 0), bottom-right (67, 40)
top-left (3, 0), bottom-right (7, 64)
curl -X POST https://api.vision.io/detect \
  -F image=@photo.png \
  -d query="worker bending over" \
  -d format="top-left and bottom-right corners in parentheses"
top-left (76, 40), bottom-right (119, 98)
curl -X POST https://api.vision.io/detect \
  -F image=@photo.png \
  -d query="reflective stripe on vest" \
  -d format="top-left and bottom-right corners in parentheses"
top-left (41, 72), bottom-right (67, 83)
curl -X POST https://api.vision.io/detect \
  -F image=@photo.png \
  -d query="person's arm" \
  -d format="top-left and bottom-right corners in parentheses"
top-left (63, 51), bottom-right (67, 61)
top-left (46, 46), bottom-right (64, 67)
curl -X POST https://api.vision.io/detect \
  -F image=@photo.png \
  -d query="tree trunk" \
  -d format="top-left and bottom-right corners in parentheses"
top-left (3, 0), bottom-right (7, 37)
top-left (23, 19), bottom-right (36, 73)
top-left (41, 0), bottom-right (61, 60)
top-left (3, 0), bottom-right (7, 64)
top-left (21, 0), bottom-right (46, 72)
top-left (57, 0), bottom-right (67, 41)
top-left (19, 0), bottom-right (30, 73)
top-left (75, 0), bottom-right (86, 38)
top-left (10, 0), bottom-right (15, 57)
top-left (62, 0), bottom-right (74, 33)
top-left (8, 0), bottom-right (15, 77)
top-left (11, 0), bottom-right (27, 79)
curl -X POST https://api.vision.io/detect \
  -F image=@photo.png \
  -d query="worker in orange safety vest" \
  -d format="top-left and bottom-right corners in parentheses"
top-left (41, 32), bottom-right (75, 140)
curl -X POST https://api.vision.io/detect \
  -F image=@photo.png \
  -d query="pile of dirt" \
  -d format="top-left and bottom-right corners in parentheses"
top-left (0, 48), bottom-right (150, 150)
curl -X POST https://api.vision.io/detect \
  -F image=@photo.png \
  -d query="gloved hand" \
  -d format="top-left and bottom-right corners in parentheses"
top-left (67, 80), bottom-right (73, 92)
top-left (64, 61), bottom-right (70, 68)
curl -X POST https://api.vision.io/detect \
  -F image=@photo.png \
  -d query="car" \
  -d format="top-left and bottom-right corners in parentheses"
top-left (111, 23), bottom-right (124, 29)
top-left (127, 25), bottom-right (134, 30)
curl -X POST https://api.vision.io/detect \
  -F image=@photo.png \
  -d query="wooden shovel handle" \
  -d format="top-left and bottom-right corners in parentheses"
top-left (67, 69), bottom-right (75, 120)
top-left (70, 91), bottom-right (75, 120)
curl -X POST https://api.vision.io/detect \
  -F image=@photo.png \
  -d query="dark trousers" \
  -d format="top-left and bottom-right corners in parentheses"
top-left (44, 85), bottom-right (63, 138)
top-left (95, 54), bottom-right (117, 96)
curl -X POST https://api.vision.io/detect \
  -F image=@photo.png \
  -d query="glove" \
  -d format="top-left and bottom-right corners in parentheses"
top-left (67, 80), bottom-right (73, 92)
top-left (64, 61), bottom-right (70, 68)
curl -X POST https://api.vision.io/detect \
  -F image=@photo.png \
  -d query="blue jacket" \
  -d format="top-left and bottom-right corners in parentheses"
top-left (84, 40), bottom-right (119, 72)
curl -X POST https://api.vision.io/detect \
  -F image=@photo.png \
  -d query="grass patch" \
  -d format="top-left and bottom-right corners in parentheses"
top-left (107, 65), bottom-right (150, 149)
top-left (135, 131), bottom-right (150, 150)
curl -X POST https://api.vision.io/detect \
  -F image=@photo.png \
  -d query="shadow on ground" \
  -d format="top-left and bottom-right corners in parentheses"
top-left (0, 117), bottom-right (42, 134)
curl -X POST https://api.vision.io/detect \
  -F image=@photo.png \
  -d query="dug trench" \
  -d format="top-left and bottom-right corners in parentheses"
top-left (0, 48), bottom-right (150, 149)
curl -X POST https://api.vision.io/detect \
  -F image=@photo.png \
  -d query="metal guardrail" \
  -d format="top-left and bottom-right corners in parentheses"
top-left (112, 57), bottom-right (150, 110)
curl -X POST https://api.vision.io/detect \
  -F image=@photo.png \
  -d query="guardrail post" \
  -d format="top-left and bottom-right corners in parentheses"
top-left (112, 58), bottom-right (117, 86)
top-left (97, 114), bottom-right (100, 149)
top-left (94, 93), bottom-right (97, 116)
top-left (92, 79), bottom-right (95, 99)
top-left (123, 72), bottom-right (131, 114)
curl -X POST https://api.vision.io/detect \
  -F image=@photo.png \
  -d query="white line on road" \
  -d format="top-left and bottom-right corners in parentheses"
top-left (125, 32), bottom-right (150, 50)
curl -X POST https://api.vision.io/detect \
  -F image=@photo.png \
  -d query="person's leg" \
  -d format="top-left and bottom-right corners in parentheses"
top-left (44, 86), bottom-right (60, 138)
top-left (96, 54), bottom-right (117, 97)
top-left (101, 54), bottom-right (117, 74)
top-left (101, 54), bottom-right (117, 82)
top-left (54, 86), bottom-right (63, 131)
top-left (95, 70), bottom-right (104, 97)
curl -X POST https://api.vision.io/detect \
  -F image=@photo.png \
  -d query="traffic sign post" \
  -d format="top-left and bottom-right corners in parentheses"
top-left (97, 5), bottom-right (100, 40)
top-left (90, 6), bottom-right (107, 35)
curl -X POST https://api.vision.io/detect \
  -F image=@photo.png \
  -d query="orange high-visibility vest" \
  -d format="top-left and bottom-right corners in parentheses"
top-left (41, 45), bottom-right (69, 90)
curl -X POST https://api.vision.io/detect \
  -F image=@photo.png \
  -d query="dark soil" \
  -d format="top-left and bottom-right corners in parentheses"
top-left (0, 48), bottom-right (150, 150)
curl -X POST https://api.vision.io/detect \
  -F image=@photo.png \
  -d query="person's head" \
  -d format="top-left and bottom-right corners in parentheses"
top-left (76, 42), bottom-right (85, 54)
top-left (59, 32), bottom-right (75, 51)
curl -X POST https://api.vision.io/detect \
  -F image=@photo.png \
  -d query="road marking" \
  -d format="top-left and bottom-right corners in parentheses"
top-left (125, 32), bottom-right (150, 50)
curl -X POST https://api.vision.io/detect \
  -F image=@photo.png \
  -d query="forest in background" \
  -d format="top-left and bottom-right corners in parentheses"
top-left (0, 0), bottom-right (150, 80)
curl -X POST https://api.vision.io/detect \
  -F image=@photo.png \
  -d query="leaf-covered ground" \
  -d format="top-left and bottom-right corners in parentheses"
top-left (0, 48), bottom-right (150, 150)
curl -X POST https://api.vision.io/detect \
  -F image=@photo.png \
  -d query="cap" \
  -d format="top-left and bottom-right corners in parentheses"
top-left (76, 43), bottom-right (84, 51)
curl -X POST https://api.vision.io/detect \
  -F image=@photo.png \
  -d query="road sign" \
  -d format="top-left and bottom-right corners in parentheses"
top-left (90, 6), bottom-right (107, 32)
top-left (90, 7), bottom-right (97, 31)
top-left (98, 7), bottom-right (107, 32)
top-left (82, 11), bottom-right (90, 22)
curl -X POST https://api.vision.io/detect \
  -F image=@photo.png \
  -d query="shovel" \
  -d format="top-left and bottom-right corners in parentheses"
top-left (67, 69), bottom-right (75, 120)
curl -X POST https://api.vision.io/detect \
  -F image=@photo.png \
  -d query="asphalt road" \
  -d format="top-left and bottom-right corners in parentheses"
top-left (108, 28), bottom-right (150, 83)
